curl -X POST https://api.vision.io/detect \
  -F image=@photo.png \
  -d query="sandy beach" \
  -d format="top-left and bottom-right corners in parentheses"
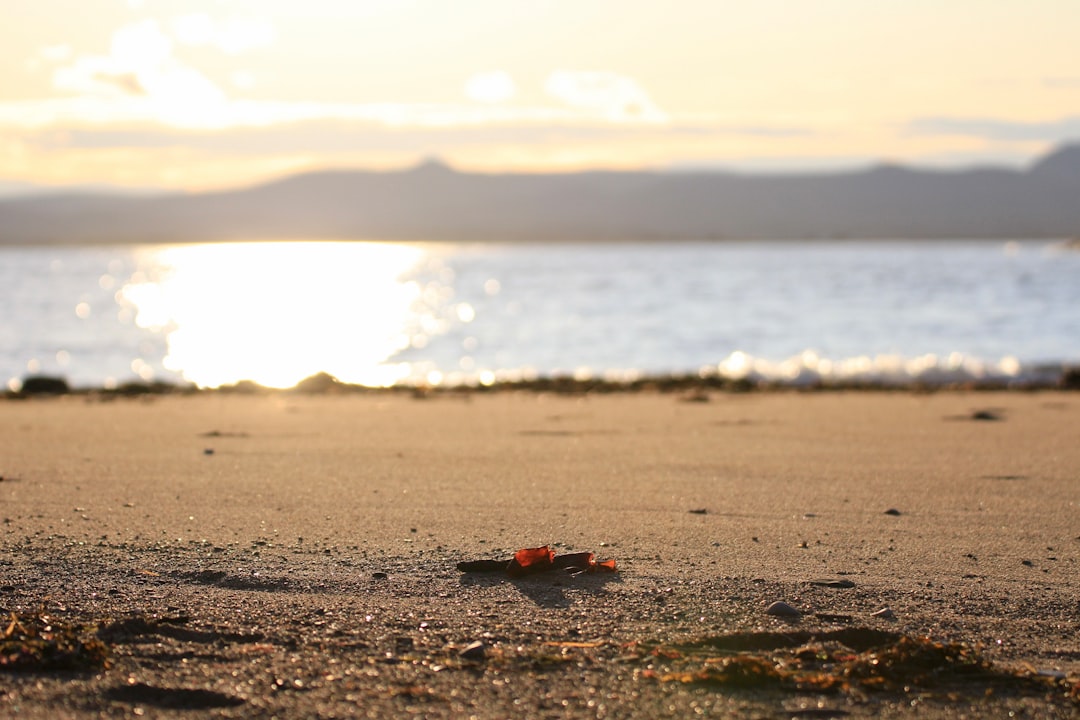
top-left (2, 389), bottom-right (1078, 718)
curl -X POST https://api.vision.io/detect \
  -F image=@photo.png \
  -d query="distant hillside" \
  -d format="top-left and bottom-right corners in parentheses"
top-left (3, 145), bottom-right (1080, 243)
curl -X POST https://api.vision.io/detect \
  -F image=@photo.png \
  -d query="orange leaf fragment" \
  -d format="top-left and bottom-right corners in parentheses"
top-left (507, 546), bottom-right (556, 576)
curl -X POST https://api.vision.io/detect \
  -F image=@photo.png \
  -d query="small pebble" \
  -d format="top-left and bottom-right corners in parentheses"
top-left (883, 508), bottom-right (901, 516)
top-left (765, 601), bottom-right (801, 617)
top-left (459, 641), bottom-right (486, 660)
top-left (871, 607), bottom-right (896, 619)
top-left (808, 578), bottom-right (855, 589)
top-left (971, 409), bottom-right (1002, 421)
top-left (372, 572), bottom-right (388, 580)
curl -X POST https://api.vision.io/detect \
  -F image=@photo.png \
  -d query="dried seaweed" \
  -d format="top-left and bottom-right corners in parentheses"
top-left (1, 610), bottom-right (109, 672)
top-left (641, 630), bottom-right (1080, 704)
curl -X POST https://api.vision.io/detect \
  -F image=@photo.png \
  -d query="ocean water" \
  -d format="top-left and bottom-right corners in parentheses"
top-left (2, 239), bottom-right (1078, 390)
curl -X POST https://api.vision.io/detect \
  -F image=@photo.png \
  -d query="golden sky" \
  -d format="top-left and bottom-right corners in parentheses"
top-left (2, 0), bottom-right (1079, 192)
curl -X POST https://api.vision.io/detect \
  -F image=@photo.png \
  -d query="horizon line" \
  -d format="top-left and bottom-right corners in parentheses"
top-left (2, 141), bottom-right (1076, 199)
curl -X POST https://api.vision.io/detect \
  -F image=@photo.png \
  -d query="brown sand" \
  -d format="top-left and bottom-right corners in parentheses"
top-left (1, 390), bottom-right (1078, 717)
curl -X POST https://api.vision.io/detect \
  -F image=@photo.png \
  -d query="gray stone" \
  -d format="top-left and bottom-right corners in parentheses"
top-left (765, 601), bottom-right (801, 617)
top-left (459, 641), bottom-right (487, 660)
top-left (807, 578), bottom-right (856, 588)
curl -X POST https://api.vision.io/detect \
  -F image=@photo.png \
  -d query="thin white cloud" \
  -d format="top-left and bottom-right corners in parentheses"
top-left (0, 95), bottom-right (563, 131)
top-left (464, 71), bottom-right (516, 104)
top-left (545, 70), bottom-right (667, 123)
top-left (908, 115), bottom-right (1080, 143)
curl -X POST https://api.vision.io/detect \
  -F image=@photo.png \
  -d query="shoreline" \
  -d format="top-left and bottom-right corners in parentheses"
top-left (2, 391), bottom-right (1079, 717)
top-left (10, 364), bottom-right (1080, 399)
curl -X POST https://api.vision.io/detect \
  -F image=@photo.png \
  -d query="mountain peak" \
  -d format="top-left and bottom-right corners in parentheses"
top-left (407, 156), bottom-right (457, 175)
top-left (1028, 142), bottom-right (1080, 183)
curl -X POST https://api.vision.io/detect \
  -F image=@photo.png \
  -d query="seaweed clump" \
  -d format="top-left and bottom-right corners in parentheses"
top-left (639, 630), bottom-right (1080, 704)
top-left (1, 610), bottom-right (109, 672)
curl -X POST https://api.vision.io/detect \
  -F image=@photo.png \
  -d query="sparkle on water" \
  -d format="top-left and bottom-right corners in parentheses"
top-left (118, 241), bottom-right (430, 388)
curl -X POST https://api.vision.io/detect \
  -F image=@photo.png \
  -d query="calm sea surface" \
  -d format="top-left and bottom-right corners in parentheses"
top-left (2, 239), bottom-right (1078, 390)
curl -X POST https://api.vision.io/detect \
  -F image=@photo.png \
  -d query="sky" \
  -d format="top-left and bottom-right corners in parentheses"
top-left (2, 0), bottom-right (1079, 192)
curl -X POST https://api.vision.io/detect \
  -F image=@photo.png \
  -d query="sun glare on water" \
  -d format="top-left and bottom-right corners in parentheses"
top-left (119, 241), bottom-right (429, 388)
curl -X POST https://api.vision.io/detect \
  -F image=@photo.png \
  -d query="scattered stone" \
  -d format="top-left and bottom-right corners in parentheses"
top-left (945, 408), bottom-right (1006, 422)
top-left (459, 640), bottom-right (486, 660)
top-left (203, 448), bottom-right (215, 455)
top-left (681, 390), bottom-right (710, 403)
top-left (1021, 559), bottom-right (1034, 567)
top-left (871, 607), bottom-right (896, 619)
top-left (807, 578), bottom-right (856, 589)
top-left (883, 508), bottom-right (902, 516)
top-left (814, 613), bottom-right (854, 624)
top-left (688, 508), bottom-right (708, 515)
top-left (372, 572), bottom-right (388, 580)
top-left (765, 601), bottom-right (801, 618)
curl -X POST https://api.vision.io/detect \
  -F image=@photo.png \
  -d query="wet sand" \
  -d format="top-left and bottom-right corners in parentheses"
top-left (2, 390), bottom-right (1078, 717)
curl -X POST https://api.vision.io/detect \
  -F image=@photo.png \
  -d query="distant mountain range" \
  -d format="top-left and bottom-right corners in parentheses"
top-left (3, 144), bottom-right (1080, 243)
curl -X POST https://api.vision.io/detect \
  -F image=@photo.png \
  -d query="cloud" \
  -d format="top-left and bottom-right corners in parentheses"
top-left (1043, 76), bottom-right (1080, 89)
top-left (28, 121), bottom-right (670, 153)
top-left (718, 125), bottom-right (813, 138)
top-left (113, 19), bottom-right (174, 68)
top-left (0, 93), bottom-right (573, 132)
top-left (545, 70), bottom-right (667, 123)
top-left (171, 14), bottom-right (216, 46)
top-left (908, 115), bottom-right (1080, 143)
top-left (464, 71), bottom-right (516, 104)
top-left (0, 92), bottom-right (815, 145)
top-left (53, 20), bottom-right (177, 97)
top-left (48, 19), bottom-right (228, 127)
top-left (52, 20), bottom-right (171, 97)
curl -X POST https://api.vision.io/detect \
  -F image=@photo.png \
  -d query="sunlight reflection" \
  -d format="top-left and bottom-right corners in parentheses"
top-left (118, 241), bottom-right (430, 388)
